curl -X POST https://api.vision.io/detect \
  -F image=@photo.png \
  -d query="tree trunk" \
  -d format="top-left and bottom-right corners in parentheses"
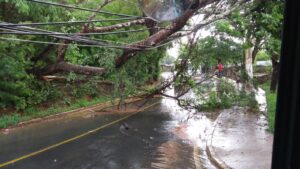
top-left (244, 47), bottom-right (254, 79)
top-left (29, 61), bottom-right (106, 76)
top-left (252, 44), bottom-right (260, 63)
top-left (115, 8), bottom-right (197, 68)
top-left (270, 55), bottom-right (279, 92)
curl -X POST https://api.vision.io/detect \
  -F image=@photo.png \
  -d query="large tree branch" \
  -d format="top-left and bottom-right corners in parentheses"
top-left (29, 0), bottom-right (250, 77)
top-left (83, 0), bottom-right (115, 29)
top-left (164, 0), bottom-right (251, 43)
top-left (114, 9), bottom-right (192, 68)
top-left (114, 11), bottom-right (194, 67)
top-left (30, 0), bottom-right (114, 76)
top-left (30, 61), bottom-right (106, 76)
top-left (56, 62), bottom-right (106, 75)
top-left (57, 0), bottom-right (115, 59)
top-left (114, 0), bottom-right (218, 68)
top-left (87, 19), bottom-right (147, 33)
top-left (144, 15), bottom-right (159, 35)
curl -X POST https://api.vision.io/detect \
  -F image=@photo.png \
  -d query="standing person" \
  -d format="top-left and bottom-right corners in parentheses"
top-left (217, 59), bottom-right (223, 78)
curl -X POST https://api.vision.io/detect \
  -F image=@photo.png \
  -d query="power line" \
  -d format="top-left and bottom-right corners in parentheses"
top-left (0, 18), bottom-right (143, 27)
top-left (0, 28), bottom-right (155, 36)
top-left (0, 36), bottom-right (176, 50)
top-left (0, 27), bottom-right (185, 50)
top-left (0, 27), bottom-right (106, 45)
top-left (0, 37), bottom-right (144, 50)
top-left (26, 0), bottom-right (148, 19)
top-left (0, 26), bottom-right (187, 47)
top-left (0, 37), bottom-right (101, 47)
top-left (0, 24), bottom-right (156, 48)
top-left (0, 22), bottom-right (182, 50)
top-left (0, 26), bottom-right (154, 49)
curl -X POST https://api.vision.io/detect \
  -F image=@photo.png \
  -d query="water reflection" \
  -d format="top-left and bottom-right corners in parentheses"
top-left (139, 0), bottom-right (193, 21)
top-left (158, 72), bottom-right (217, 168)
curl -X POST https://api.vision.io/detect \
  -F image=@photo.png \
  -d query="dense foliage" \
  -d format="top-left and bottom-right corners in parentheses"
top-left (0, 0), bottom-right (284, 121)
top-left (0, 0), bottom-right (166, 110)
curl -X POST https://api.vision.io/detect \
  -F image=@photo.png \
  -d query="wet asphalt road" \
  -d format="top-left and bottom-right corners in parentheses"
top-left (0, 98), bottom-right (217, 169)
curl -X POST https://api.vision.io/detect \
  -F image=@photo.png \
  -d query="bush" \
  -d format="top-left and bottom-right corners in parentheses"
top-left (195, 79), bottom-right (258, 111)
top-left (70, 82), bottom-right (99, 98)
top-left (0, 114), bottom-right (20, 128)
top-left (0, 56), bottom-right (32, 110)
top-left (256, 50), bottom-right (270, 61)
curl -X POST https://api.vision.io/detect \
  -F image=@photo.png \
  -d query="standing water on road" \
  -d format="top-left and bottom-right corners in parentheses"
top-left (0, 72), bottom-right (219, 169)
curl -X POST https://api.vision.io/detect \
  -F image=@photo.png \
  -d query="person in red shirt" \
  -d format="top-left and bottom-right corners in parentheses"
top-left (217, 59), bottom-right (223, 78)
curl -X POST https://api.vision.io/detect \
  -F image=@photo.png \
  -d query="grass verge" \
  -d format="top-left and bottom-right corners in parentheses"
top-left (0, 96), bottom-right (110, 129)
top-left (260, 81), bottom-right (277, 133)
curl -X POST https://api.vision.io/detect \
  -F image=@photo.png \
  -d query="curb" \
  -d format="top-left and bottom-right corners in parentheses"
top-left (0, 96), bottom-right (156, 133)
top-left (206, 112), bottom-right (232, 169)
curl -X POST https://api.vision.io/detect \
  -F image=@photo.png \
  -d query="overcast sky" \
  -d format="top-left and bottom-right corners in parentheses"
top-left (167, 14), bottom-right (211, 59)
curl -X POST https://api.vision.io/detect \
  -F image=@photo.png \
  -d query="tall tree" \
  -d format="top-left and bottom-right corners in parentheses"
top-left (260, 1), bottom-right (284, 92)
top-left (0, 0), bottom-right (267, 109)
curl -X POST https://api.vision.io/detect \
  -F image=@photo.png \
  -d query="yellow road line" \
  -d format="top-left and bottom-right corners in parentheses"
top-left (0, 102), bottom-right (159, 168)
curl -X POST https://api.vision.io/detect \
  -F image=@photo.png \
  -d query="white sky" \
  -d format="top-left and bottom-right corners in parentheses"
top-left (167, 14), bottom-right (212, 59)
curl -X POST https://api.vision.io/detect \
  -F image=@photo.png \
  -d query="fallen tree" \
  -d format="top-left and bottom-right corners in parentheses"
top-left (18, 0), bottom-right (252, 76)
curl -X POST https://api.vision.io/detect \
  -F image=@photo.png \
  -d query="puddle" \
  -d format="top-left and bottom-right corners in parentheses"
top-left (160, 72), bottom-right (218, 169)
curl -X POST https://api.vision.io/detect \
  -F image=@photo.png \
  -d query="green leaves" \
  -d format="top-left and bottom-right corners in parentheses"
top-left (1, 0), bottom-right (30, 14)
top-left (191, 36), bottom-right (243, 65)
top-left (215, 20), bottom-right (242, 37)
top-left (0, 56), bottom-right (32, 109)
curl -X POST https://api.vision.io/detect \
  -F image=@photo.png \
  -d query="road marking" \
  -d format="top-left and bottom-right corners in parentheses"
top-left (0, 102), bottom-right (159, 168)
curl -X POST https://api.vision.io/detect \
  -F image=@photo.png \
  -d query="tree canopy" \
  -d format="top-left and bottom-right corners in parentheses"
top-left (0, 0), bottom-right (284, 109)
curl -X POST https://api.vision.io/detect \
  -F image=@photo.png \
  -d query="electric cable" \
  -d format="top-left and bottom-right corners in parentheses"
top-left (26, 0), bottom-right (148, 19)
top-left (0, 28), bottom-right (155, 36)
top-left (0, 37), bottom-right (144, 50)
top-left (0, 26), bottom-right (158, 48)
top-left (0, 18), bottom-right (144, 27)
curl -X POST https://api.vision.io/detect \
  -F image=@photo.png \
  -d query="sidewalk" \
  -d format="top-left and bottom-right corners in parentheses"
top-left (207, 107), bottom-right (273, 169)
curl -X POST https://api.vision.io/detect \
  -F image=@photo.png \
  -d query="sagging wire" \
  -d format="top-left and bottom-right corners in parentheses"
top-left (0, 28), bottom-right (157, 36)
top-left (0, 22), bottom-right (191, 50)
top-left (0, 37), bottom-right (145, 50)
top-left (0, 23), bottom-right (170, 49)
top-left (0, 18), bottom-right (144, 27)
top-left (0, 26), bottom-right (107, 46)
top-left (0, 26), bottom-right (157, 49)
top-left (26, 0), bottom-right (149, 19)
top-left (0, 29), bottom-right (188, 51)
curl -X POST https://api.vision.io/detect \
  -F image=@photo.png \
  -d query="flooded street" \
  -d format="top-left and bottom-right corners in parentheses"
top-left (0, 98), bottom-right (218, 169)
top-left (0, 72), bottom-right (219, 169)
top-left (0, 72), bottom-right (272, 169)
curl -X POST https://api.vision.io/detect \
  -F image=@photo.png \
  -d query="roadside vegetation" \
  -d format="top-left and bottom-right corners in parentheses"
top-left (0, 0), bottom-right (283, 130)
top-left (0, 95), bottom-right (109, 128)
top-left (189, 79), bottom-right (258, 112)
top-left (260, 81), bottom-right (277, 132)
top-left (0, 0), bottom-right (164, 128)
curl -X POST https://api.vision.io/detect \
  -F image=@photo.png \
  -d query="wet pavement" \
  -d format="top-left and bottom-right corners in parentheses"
top-left (0, 72), bottom-right (273, 169)
top-left (0, 96), bottom-right (218, 169)
top-left (209, 107), bottom-right (273, 169)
